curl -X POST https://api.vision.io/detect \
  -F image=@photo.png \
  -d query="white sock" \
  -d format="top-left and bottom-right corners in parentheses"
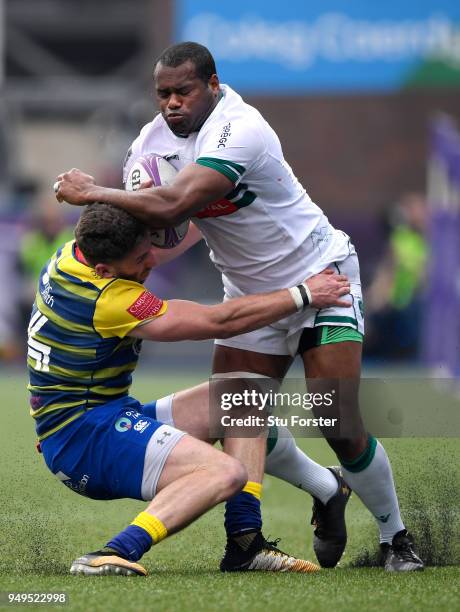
top-left (341, 439), bottom-right (405, 543)
top-left (155, 394), bottom-right (174, 426)
top-left (265, 426), bottom-right (338, 504)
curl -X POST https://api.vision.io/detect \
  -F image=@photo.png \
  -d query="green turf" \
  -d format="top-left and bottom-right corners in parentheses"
top-left (0, 371), bottom-right (458, 612)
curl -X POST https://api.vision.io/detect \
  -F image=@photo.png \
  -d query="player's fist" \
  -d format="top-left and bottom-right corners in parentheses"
top-left (304, 269), bottom-right (351, 309)
top-left (54, 168), bottom-right (97, 205)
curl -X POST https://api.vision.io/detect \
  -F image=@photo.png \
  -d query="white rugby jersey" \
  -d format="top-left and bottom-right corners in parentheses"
top-left (124, 85), bottom-right (350, 294)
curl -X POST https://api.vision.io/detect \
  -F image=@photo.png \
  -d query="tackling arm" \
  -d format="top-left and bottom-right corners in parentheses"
top-left (129, 271), bottom-right (351, 343)
top-left (55, 164), bottom-right (234, 228)
top-left (129, 293), bottom-right (297, 342)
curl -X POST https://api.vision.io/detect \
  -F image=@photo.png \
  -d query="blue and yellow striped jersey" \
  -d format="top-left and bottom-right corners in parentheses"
top-left (27, 241), bottom-right (167, 440)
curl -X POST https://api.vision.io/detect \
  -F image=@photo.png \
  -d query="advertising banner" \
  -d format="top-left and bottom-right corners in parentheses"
top-left (176, 0), bottom-right (460, 92)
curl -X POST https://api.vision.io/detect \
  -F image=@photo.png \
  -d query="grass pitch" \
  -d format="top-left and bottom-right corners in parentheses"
top-left (0, 370), bottom-right (458, 612)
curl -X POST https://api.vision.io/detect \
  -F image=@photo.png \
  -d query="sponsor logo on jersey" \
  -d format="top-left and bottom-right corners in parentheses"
top-left (195, 183), bottom-right (257, 218)
top-left (217, 122), bottom-right (231, 148)
top-left (40, 272), bottom-right (54, 308)
top-left (115, 417), bottom-right (132, 432)
top-left (195, 198), bottom-right (239, 218)
top-left (134, 419), bottom-right (150, 433)
top-left (127, 291), bottom-right (163, 320)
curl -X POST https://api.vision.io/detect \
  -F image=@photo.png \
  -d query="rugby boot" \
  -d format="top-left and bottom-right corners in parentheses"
top-left (70, 548), bottom-right (147, 576)
top-left (380, 530), bottom-right (424, 572)
top-left (311, 466), bottom-right (352, 567)
top-left (220, 530), bottom-right (320, 573)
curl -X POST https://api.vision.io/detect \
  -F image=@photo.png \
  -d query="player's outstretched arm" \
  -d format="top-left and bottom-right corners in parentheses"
top-left (54, 164), bottom-right (234, 227)
top-left (129, 270), bottom-right (350, 342)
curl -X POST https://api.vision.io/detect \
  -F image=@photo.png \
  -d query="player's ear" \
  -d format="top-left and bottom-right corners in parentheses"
top-left (209, 74), bottom-right (220, 94)
top-left (94, 263), bottom-right (115, 279)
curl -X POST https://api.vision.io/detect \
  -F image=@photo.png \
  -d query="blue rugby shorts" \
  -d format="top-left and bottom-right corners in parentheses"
top-left (39, 396), bottom-right (185, 501)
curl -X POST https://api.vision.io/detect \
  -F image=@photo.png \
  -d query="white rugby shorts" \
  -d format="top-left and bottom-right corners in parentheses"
top-left (215, 249), bottom-right (364, 357)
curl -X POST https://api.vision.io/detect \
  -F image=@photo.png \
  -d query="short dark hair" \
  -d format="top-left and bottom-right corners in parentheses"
top-left (75, 204), bottom-right (148, 265)
top-left (155, 41), bottom-right (217, 83)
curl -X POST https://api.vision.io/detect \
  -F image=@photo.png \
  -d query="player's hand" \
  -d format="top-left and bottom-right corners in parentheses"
top-left (53, 168), bottom-right (97, 205)
top-left (304, 268), bottom-right (351, 309)
top-left (139, 179), bottom-right (154, 190)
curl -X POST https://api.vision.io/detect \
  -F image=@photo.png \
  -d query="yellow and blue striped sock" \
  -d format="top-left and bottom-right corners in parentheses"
top-left (106, 512), bottom-right (167, 561)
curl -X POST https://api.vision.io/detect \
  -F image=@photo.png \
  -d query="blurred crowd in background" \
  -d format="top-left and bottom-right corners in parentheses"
top-left (1, 0), bottom-right (459, 372)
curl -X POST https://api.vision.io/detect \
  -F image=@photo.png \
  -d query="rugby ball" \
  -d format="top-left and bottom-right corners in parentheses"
top-left (125, 154), bottom-right (189, 249)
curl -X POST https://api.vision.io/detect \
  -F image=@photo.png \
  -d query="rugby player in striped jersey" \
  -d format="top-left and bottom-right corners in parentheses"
top-left (28, 203), bottom-right (349, 576)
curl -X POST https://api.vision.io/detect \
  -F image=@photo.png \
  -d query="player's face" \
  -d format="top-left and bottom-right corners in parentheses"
top-left (112, 236), bottom-right (156, 283)
top-left (154, 60), bottom-right (220, 136)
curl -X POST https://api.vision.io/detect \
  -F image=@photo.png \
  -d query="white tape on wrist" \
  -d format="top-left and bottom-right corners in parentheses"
top-left (288, 286), bottom-right (304, 312)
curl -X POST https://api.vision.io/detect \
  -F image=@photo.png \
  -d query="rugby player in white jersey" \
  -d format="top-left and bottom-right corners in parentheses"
top-left (55, 42), bottom-right (423, 572)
